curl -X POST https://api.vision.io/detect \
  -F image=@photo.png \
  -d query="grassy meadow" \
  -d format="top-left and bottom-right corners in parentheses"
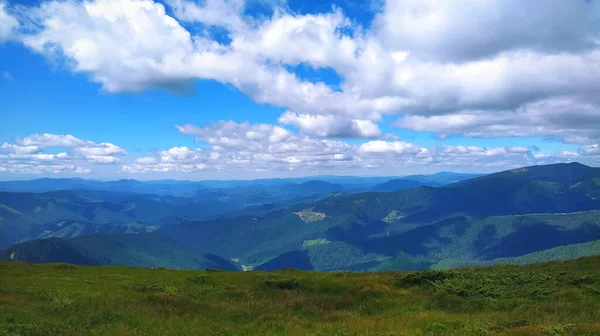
top-left (1, 257), bottom-right (600, 336)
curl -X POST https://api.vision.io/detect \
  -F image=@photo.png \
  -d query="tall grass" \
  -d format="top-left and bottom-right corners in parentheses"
top-left (1, 257), bottom-right (600, 335)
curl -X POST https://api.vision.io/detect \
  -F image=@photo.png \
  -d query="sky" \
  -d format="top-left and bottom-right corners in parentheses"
top-left (1, 0), bottom-right (600, 180)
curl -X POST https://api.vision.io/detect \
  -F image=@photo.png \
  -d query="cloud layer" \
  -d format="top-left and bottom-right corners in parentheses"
top-left (1, 0), bottom-right (600, 175)
top-left (1, 0), bottom-right (598, 144)
top-left (122, 121), bottom-right (596, 175)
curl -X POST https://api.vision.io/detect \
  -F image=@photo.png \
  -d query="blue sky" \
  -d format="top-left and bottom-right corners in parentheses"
top-left (0, 0), bottom-right (599, 180)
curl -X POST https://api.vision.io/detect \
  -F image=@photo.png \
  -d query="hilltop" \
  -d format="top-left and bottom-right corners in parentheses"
top-left (1, 257), bottom-right (600, 335)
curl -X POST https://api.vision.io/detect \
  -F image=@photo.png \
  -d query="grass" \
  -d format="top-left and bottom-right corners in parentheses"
top-left (1, 257), bottom-right (600, 335)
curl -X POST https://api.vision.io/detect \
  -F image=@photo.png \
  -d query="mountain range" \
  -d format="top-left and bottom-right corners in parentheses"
top-left (2, 163), bottom-right (599, 271)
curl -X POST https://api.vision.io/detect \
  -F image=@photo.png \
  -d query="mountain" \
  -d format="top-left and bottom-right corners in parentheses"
top-left (4, 163), bottom-right (600, 272)
top-left (1, 234), bottom-right (238, 270)
top-left (0, 189), bottom-right (259, 248)
top-left (0, 178), bottom-right (204, 196)
top-left (0, 237), bottom-right (107, 265)
top-left (369, 179), bottom-right (429, 192)
top-left (159, 162), bottom-right (600, 271)
top-left (191, 180), bottom-right (345, 206)
top-left (402, 171), bottom-right (483, 185)
top-left (13, 220), bottom-right (157, 243)
top-left (298, 180), bottom-right (344, 194)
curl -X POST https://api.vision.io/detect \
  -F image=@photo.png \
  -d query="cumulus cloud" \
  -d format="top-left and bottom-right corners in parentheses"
top-left (394, 98), bottom-right (600, 144)
top-left (373, 0), bottom-right (600, 62)
top-left (17, 134), bottom-right (90, 147)
top-left (0, 133), bottom-right (127, 174)
top-left (121, 121), bottom-right (590, 175)
top-left (1, 143), bottom-right (41, 155)
top-left (358, 140), bottom-right (421, 154)
top-left (0, 2), bottom-right (18, 42)
top-left (73, 143), bottom-right (127, 156)
top-left (166, 0), bottom-right (248, 32)
top-left (278, 112), bottom-right (382, 138)
top-left (7, 0), bottom-right (599, 144)
top-left (2, 0), bottom-right (600, 172)
top-left (579, 144), bottom-right (600, 156)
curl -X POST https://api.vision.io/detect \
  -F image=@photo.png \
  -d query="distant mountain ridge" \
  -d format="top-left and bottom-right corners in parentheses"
top-left (157, 162), bottom-right (600, 271)
top-left (0, 172), bottom-right (480, 195)
top-left (3, 163), bottom-right (600, 272)
top-left (369, 179), bottom-right (431, 192)
top-left (0, 172), bottom-right (481, 249)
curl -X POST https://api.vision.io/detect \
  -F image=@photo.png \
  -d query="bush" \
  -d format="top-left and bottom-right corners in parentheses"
top-left (187, 275), bottom-right (210, 284)
top-left (493, 319), bottom-right (529, 330)
top-left (397, 270), bottom-right (457, 287)
top-left (53, 263), bottom-right (77, 270)
top-left (424, 321), bottom-right (457, 334)
top-left (264, 276), bottom-right (300, 290)
top-left (132, 281), bottom-right (177, 294)
top-left (570, 275), bottom-right (594, 285)
top-left (51, 295), bottom-right (75, 311)
top-left (541, 323), bottom-right (575, 336)
top-left (88, 311), bottom-right (122, 327)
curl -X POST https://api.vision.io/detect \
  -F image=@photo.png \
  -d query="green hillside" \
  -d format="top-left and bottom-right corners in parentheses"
top-left (1, 257), bottom-right (600, 335)
top-left (158, 163), bottom-right (600, 270)
top-left (0, 189), bottom-right (256, 249)
top-left (0, 184), bottom-right (355, 249)
top-left (1, 234), bottom-right (238, 271)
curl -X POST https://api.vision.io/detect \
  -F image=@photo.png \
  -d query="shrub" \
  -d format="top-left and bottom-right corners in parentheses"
top-left (187, 275), bottom-right (210, 284)
top-left (397, 270), bottom-right (457, 287)
top-left (264, 276), bottom-right (300, 290)
top-left (51, 295), bottom-right (75, 311)
top-left (493, 319), bottom-right (529, 330)
top-left (88, 311), bottom-right (122, 327)
top-left (541, 323), bottom-right (575, 336)
top-left (570, 275), bottom-right (594, 285)
top-left (132, 281), bottom-right (177, 294)
top-left (53, 263), bottom-right (77, 270)
top-left (424, 321), bottom-right (457, 333)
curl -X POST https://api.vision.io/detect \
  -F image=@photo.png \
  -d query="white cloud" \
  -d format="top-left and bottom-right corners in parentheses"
top-left (134, 156), bottom-right (157, 164)
top-left (11, 0), bottom-right (598, 144)
top-left (85, 155), bottom-right (121, 164)
top-left (167, 0), bottom-right (247, 32)
top-left (2, 71), bottom-right (12, 80)
top-left (73, 143), bottom-right (127, 156)
top-left (0, 2), bottom-right (18, 42)
top-left (0, 163), bottom-right (91, 174)
top-left (579, 144), bottom-right (600, 156)
top-left (394, 98), bottom-right (600, 144)
top-left (373, 0), bottom-right (600, 62)
top-left (17, 134), bottom-right (90, 147)
top-left (1, 133), bottom-right (127, 174)
top-left (121, 121), bottom-right (592, 175)
top-left (4, 0), bottom-right (600, 158)
top-left (358, 140), bottom-right (421, 154)
top-left (177, 121), bottom-right (295, 150)
top-left (278, 112), bottom-right (382, 138)
top-left (1, 143), bottom-right (41, 155)
top-left (158, 146), bottom-right (203, 162)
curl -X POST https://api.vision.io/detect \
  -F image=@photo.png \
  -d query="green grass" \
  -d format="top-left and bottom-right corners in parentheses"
top-left (2, 257), bottom-right (600, 335)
